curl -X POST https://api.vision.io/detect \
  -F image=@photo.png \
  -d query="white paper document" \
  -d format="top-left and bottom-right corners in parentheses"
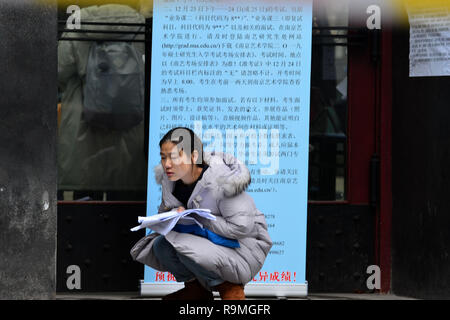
top-left (408, 5), bottom-right (450, 77)
top-left (130, 208), bottom-right (216, 235)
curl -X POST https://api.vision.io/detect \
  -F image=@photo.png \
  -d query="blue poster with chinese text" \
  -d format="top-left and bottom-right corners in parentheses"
top-left (142, 0), bottom-right (312, 297)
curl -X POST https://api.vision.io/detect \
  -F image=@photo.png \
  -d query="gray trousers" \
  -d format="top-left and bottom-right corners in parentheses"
top-left (152, 235), bottom-right (224, 291)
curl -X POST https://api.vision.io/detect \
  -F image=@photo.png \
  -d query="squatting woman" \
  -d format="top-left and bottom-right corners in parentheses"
top-left (131, 127), bottom-right (272, 300)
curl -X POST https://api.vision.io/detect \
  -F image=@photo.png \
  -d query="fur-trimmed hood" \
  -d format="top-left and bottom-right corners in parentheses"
top-left (154, 151), bottom-right (251, 198)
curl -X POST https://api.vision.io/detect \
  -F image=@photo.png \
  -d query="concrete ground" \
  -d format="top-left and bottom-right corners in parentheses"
top-left (56, 292), bottom-right (416, 300)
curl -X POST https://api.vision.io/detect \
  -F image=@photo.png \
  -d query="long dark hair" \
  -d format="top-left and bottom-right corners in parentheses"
top-left (159, 127), bottom-right (206, 168)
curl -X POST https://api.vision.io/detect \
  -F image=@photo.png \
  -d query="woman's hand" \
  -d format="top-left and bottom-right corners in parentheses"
top-left (176, 206), bottom-right (186, 213)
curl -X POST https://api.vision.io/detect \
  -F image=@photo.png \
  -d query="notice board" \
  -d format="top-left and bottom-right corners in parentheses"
top-left (408, 3), bottom-right (450, 77)
top-left (142, 0), bottom-right (312, 298)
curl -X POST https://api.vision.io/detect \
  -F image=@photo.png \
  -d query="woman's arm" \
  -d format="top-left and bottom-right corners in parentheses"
top-left (206, 192), bottom-right (256, 239)
top-left (157, 188), bottom-right (184, 213)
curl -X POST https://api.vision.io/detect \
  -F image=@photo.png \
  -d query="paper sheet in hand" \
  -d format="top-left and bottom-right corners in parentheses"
top-left (130, 209), bottom-right (216, 235)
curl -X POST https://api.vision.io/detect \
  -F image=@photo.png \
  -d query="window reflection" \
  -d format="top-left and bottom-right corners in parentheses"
top-left (57, 4), bottom-right (147, 201)
top-left (309, 0), bottom-right (349, 201)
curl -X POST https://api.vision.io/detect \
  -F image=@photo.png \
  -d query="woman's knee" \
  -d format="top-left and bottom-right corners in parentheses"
top-left (152, 235), bottom-right (175, 260)
top-left (152, 236), bottom-right (168, 257)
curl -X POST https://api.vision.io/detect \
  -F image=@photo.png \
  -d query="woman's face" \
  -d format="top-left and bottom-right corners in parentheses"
top-left (160, 141), bottom-right (193, 182)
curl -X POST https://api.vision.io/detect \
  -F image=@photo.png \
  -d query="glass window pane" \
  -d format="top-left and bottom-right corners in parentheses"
top-left (308, 0), bottom-right (349, 201)
top-left (57, 5), bottom-right (147, 201)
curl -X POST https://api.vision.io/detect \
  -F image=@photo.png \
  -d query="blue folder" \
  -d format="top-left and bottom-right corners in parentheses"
top-left (173, 224), bottom-right (240, 248)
